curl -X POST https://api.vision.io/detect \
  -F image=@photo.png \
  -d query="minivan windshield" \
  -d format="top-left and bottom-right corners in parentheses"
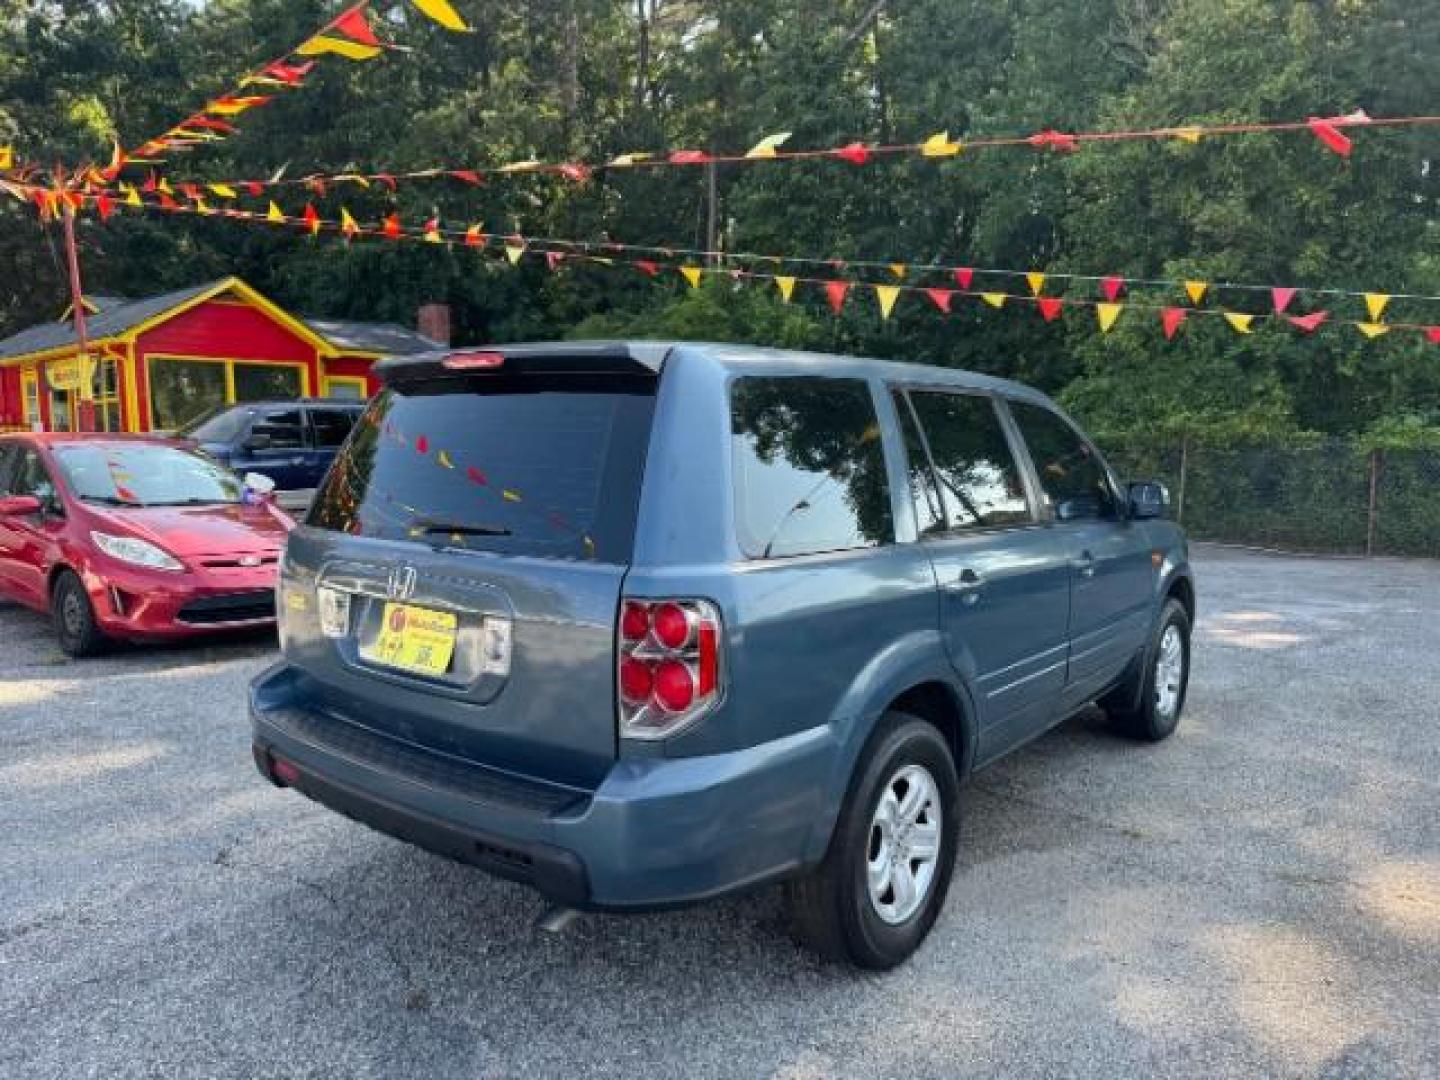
top-left (181, 406), bottom-right (255, 444)
top-left (308, 378), bottom-right (656, 563)
top-left (54, 443), bottom-right (245, 507)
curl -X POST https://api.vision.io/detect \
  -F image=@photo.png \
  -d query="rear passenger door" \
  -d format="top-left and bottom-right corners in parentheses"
top-left (893, 388), bottom-right (1073, 763)
top-left (1005, 400), bottom-right (1154, 705)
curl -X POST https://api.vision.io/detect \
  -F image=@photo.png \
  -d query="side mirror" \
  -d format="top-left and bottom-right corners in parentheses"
top-left (1127, 480), bottom-right (1170, 520)
top-left (244, 433), bottom-right (273, 452)
top-left (0, 495), bottom-right (43, 517)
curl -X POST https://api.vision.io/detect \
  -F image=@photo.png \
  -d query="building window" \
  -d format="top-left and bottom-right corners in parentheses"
top-left (21, 369), bottom-right (41, 430)
top-left (94, 358), bottom-right (122, 432)
top-left (323, 376), bottom-right (368, 400)
top-left (147, 357), bottom-right (306, 432)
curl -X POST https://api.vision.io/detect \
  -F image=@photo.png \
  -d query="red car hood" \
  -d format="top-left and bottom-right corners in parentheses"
top-left (92, 502), bottom-right (293, 557)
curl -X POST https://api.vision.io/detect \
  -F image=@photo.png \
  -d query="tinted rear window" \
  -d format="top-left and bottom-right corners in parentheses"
top-left (308, 378), bottom-right (655, 563)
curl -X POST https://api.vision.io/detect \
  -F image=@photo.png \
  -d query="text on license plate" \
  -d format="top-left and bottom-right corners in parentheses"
top-left (365, 602), bottom-right (457, 676)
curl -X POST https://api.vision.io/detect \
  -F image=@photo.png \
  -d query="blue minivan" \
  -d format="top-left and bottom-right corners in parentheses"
top-left (251, 342), bottom-right (1193, 968)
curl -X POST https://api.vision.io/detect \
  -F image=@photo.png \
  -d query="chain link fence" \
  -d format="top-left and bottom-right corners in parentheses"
top-left (1103, 438), bottom-right (1440, 558)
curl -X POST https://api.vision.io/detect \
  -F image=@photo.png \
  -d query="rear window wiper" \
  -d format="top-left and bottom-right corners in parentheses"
top-left (411, 520), bottom-right (514, 539)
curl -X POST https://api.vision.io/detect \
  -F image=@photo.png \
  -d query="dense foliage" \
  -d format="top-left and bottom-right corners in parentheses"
top-left (3, 0), bottom-right (1438, 444)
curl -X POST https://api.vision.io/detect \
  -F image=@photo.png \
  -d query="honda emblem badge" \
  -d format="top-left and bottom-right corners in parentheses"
top-left (387, 565), bottom-right (418, 601)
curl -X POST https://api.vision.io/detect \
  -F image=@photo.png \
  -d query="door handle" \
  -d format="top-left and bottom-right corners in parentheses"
top-left (1074, 551), bottom-right (1096, 579)
top-left (945, 568), bottom-right (984, 605)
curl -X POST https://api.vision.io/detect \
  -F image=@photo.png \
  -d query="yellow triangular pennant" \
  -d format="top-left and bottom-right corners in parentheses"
top-left (1184, 280), bottom-right (1208, 304)
top-left (436, 449), bottom-right (456, 469)
top-left (1026, 271), bottom-right (1046, 296)
top-left (499, 159), bottom-right (542, 173)
top-left (744, 132), bottom-right (792, 159)
top-left (122, 184), bottom-right (142, 208)
top-left (505, 243), bottom-right (526, 264)
top-left (158, 177), bottom-right (173, 195)
top-left (0, 146), bottom-right (12, 170)
top-left (775, 276), bottom-right (797, 302)
top-left (266, 201), bottom-right (285, 223)
top-left (875, 285), bottom-right (901, 319)
top-left (410, 0), bottom-right (470, 31)
top-left (1173, 126), bottom-right (1203, 144)
top-left (1097, 303), bottom-right (1123, 332)
top-left (1224, 312), bottom-right (1255, 334)
top-left (608, 152), bottom-right (652, 167)
top-left (920, 131), bottom-right (962, 157)
top-left (1356, 322), bottom-right (1391, 338)
top-left (981, 292), bottom-right (1007, 309)
top-left (1364, 293), bottom-right (1390, 322)
top-left (680, 265), bottom-right (703, 289)
top-left (208, 183), bottom-right (238, 199)
top-left (296, 35), bottom-right (383, 61)
top-left (889, 263), bottom-right (907, 280)
top-left (340, 207), bottom-right (360, 238)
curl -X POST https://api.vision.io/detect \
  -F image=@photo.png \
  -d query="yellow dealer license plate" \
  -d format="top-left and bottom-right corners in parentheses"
top-left (364, 602), bottom-right (458, 677)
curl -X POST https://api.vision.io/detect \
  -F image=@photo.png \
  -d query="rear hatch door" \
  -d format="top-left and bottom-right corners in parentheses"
top-left (283, 348), bottom-right (663, 789)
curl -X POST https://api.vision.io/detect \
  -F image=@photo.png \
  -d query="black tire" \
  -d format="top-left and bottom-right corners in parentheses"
top-left (52, 570), bottom-right (108, 658)
top-left (785, 712), bottom-right (960, 970)
top-left (1105, 598), bottom-right (1190, 742)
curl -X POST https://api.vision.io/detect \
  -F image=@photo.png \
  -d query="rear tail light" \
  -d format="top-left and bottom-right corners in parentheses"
top-left (617, 598), bottom-right (723, 739)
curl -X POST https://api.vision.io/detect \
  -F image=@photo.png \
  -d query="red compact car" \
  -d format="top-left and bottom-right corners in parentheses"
top-left (0, 433), bottom-right (293, 656)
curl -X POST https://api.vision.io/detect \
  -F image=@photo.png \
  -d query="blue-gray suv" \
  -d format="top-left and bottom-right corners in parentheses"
top-left (251, 342), bottom-right (1193, 968)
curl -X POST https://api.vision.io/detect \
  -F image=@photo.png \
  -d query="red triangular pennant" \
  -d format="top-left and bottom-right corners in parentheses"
top-left (1307, 117), bottom-right (1352, 157)
top-left (1101, 275), bottom-right (1125, 302)
top-left (668, 150), bottom-right (710, 165)
top-left (96, 193), bottom-right (115, 221)
top-left (245, 181), bottom-right (264, 197)
top-left (953, 268), bottom-right (974, 290)
top-left (635, 260), bottom-right (659, 277)
top-left (925, 289), bottom-right (954, 313)
top-left (332, 7), bottom-right (381, 47)
top-left (544, 251), bottom-right (565, 271)
top-left (825, 280), bottom-right (851, 314)
top-left (1037, 297), bottom-right (1064, 323)
top-left (1028, 129), bottom-right (1079, 152)
top-left (1271, 287), bottom-right (1297, 314)
top-left (832, 142), bottom-right (869, 166)
top-left (1287, 311), bottom-right (1329, 333)
top-left (1427, 327), bottom-right (1440, 345)
top-left (302, 203), bottom-right (320, 234)
top-left (1161, 307), bottom-right (1187, 340)
top-left (450, 170), bottom-right (483, 185)
top-left (382, 213), bottom-right (401, 240)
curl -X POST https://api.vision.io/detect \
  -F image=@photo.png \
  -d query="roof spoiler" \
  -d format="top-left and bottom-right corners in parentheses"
top-left (376, 341), bottom-right (673, 388)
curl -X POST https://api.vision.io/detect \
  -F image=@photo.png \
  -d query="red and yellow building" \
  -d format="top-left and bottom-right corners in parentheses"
top-left (0, 276), bottom-right (443, 433)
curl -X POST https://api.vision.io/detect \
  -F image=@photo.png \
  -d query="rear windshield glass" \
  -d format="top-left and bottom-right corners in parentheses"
top-left (308, 378), bottom-right (655, 563)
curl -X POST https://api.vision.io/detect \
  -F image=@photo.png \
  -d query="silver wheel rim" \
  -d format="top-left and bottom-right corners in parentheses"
top-left (1154, 624), bottom-right (1184, 719)
top-left (866, 763), bottom-right (942, 925)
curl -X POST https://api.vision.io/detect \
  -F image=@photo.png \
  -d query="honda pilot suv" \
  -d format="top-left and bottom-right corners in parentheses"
top-left (251, 342), bottom-right (1193, 968)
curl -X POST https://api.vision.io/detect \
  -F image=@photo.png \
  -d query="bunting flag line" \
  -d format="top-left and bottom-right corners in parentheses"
top-left (73, 1), bottom-right (470, 189)
top-left (31, 181), bottom-right (1440, 348)
top-left (82, 110), bottom-right (1440, 200)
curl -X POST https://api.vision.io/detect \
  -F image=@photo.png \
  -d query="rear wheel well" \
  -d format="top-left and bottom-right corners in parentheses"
top-left (889, 681), bottom-right (970, 776)
top-left (1167, 575), bottom-right (1195, 622)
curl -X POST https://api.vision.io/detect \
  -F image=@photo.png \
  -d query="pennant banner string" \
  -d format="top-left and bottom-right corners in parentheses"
top-left (41, 184), bottom-right (1440, 345)
top-left (31, 179), bottom-right (1440, 312)
top-left (87, 110), bottom-right (1440, 196)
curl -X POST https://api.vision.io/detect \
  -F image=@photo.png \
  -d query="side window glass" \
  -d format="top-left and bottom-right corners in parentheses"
top-left (731, 376), bottom-right (894, 558)
top-left (308, 409), bottom-right (357, 449)
top-left (251, 409), bottom-right (306, 450)
top-left (1009, 402), bottom-right (1117, 521)
top-left (907, 391), bottom-right (1032, 530)
top-left (890, 391), bottom-right (947, 537)
top-left (12, 450), bottom-right (57, 506)
top-left (0, 445), bottom-right (17, 495)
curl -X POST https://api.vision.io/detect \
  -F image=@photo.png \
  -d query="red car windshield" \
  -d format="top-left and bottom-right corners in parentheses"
top-left (53, 444), bottom-right (245, 508)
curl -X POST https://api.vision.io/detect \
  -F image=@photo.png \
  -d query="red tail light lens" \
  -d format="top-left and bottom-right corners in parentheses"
top-left (616, 597), bottom-right (723, 739)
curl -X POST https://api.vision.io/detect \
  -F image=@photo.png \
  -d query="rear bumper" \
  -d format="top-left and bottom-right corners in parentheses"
top-left (250, 662), bottom-right (836, 909)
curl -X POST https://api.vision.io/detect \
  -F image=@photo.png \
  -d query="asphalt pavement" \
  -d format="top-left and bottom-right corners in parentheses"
top-left (1, 545), bottom-right (1437, 1078)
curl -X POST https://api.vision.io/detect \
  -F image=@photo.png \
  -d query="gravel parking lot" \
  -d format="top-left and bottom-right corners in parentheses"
top-left (2, 546), bottom-right (1437, 1079)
